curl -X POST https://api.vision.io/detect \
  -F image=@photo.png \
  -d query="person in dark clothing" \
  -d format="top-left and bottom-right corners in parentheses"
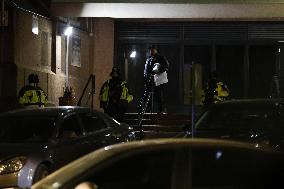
top-left (269, 73), bottom-right (280, 98)
top-left (142, 46), bottom-right (169, 114)
top-left (99, 67), bottom-right (133, 121)
top-left (203, 71), bottom-right (219, 108)
top-left (203, 71), bottom-right (229, 108)
top-left (18, 73), bottom-right (48, 107)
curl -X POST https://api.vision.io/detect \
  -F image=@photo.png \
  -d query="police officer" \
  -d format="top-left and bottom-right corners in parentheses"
top-left (99, 67), bottom-right (133, 121)
top-left (18, 73), bottom-right (48, 107)
top-left (142, 46), bottom-right (169, 114)
top-left (203, 71), bottom-right (229, 108)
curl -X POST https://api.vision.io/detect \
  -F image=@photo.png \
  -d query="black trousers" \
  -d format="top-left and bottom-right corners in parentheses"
top-left (105, 100), bottom-right (128, 122)
top-left (141, 81), bottom-right (167, 113)
top-left (155, 83), bottom-right (167, 112)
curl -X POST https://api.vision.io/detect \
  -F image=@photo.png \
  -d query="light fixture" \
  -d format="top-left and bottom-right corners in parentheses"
top-left (130, 50), bottom-right (136, 58)
top-left (32, 27), bottom-right (39, 35)
top-left (64, 26), bottom-right (73, 87)
top-left (64, 26), bottom-right (73, 36)
top-left (32, 15), bottom-right (39, 35)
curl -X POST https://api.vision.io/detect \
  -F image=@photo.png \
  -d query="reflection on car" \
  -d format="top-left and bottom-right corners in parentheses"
top-left (190, 99), bottom-right (284, 150)
top-left (0, 106), bottom-right (136, 188)
top-left (32, 138), bottom-right (284, 189)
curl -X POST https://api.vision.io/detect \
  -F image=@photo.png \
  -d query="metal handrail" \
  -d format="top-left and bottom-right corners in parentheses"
top-left (77, 74), bottom-right (95, 108)
top-left (137, 75), bottom-right (154, 138)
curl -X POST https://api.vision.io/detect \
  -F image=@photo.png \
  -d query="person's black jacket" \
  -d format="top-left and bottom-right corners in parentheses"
top-left (144, 53), bottom-right (169, 84)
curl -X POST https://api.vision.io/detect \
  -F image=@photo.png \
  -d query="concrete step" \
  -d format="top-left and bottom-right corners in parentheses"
top-left (125, 112), bottom-right (192, 120)
top-left (132, 124), bottom-right (189, 132)
top-left (134, 130), bottom-right (188, 139)
top-left (126, 118), bottom-right (191, 126)
top-left (124, 113), bottom-right (192, 128)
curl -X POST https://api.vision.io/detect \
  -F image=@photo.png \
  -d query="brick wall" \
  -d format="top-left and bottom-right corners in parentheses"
top-left (14, 10), bottom-right (91, 106)
top-left (92, 18), bottom-right (114, 110)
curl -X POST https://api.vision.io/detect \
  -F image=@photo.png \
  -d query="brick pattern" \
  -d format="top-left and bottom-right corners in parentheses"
top-left (15, 10), bottom-right (92, 106)
top-left (92, 18), bottom-right (115, 110)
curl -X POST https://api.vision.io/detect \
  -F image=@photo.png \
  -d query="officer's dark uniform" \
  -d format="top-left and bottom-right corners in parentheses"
top-left (203, 72), bottom-right (229, 108)
top-left (99, 68), bottom-right (133, 121)
top-left (18, 74), bottom-right (48, 107)
top-left (143, 47), bottom-right (169, 114)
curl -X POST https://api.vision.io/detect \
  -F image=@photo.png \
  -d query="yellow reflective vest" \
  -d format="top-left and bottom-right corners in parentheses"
top-left (213, 82), bottom-right (229, 102)
top-left (99, 80), bottom-right (133, 107)
top-left (18, 84), bottom-right (48, 106)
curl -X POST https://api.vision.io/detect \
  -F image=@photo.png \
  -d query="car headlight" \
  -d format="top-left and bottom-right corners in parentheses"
top-left (0, 157), bottom-right (27, 174)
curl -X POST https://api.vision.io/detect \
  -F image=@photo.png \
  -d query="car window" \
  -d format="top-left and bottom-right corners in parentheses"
top-left (58, 114), bottom-right (82, 139)
top-left (79, 113), bottom-right (107, 133)
top-left (76, 150), bottom-right (175, 189)
top-left (70, 146), bottom-right (284, 189)
top-left (0, 115), bottom-right (55, 143)
top-left (196, 106), bottom-right (275, 131)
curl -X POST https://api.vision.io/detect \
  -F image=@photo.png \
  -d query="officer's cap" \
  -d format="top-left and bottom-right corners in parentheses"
top-left (148, 45), bottom-right (157, 50)
top-left (28, 74), bottom-right (39, 84)
top-left (110, 67), bottom-right (120, 77)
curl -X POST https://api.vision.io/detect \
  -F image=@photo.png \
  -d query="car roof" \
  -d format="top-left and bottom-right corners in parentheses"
top-left (0, 106), bottom-right (92, 117)
top-left (211, 98), bottom-right (284, 108)
top-left (32, 138), bottom-right (282, 189)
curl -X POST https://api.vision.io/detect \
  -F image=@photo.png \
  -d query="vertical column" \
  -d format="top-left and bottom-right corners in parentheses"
top-left (92, 18), bottom-right (114, 109)
top-left (211, 44), bottom-right (216, 72)
top-left (244, 45), bottom-right (249, 98)
top-left (278, 44), bottom-right (284, 97)
top-left (51, 18), bottom-right (57, 73)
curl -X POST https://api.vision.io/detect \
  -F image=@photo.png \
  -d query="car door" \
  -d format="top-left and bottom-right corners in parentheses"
top-left (52, 113), bottom-right (87, 169)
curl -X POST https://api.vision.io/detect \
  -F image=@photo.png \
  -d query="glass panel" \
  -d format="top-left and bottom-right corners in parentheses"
top-left (216, 45), bottom-right (244, 98)
top-left (117, 44), bottom-right (147, 112)
top-left (195, 103), bottom-right (275, 130)
top-left (0, 116), bottom-right (55, 143)
top-left (80, 113), bottom-right (107, 133)
top-left (184, 45), bottom-right (211, 105)
top-left (249, 45), bottom-right (277, 98)
top-left (59, 115), bottom-right (82, 139)
top-left (72, 146), bottom-right (284, 189)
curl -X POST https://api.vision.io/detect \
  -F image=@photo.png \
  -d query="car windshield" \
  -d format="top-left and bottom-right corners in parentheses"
top-left (0, 115), bottom-right (56, 143)
top-left (195, 104), bottom-right (276, 131)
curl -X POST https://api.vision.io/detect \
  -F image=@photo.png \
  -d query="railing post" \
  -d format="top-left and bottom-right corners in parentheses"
top-left (91, 74), bottom-right (95, 109)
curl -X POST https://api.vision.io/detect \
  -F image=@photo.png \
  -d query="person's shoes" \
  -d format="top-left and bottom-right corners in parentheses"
top-left (157, 108), bottom-right (167, 115)
top-left (161, 111), bottom-right (167, 115)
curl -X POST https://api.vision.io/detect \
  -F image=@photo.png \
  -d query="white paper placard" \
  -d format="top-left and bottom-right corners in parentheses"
top-left (154, 71), bottom-right (168, 86)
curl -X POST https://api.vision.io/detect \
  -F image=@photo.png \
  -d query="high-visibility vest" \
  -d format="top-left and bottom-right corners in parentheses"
top-left (216, 82), bottom-right (229, 97)
top-left (99, 80), bottom-right (133, 105)
top-left (19, 88), bottom-right (47, 106)
top-left (121, 81), bottom-right (133, 103)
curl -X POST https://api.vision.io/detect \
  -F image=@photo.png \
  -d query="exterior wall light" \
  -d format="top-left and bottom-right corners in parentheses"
top-left (32, 15), bottom-right (39, 35)
top-left (64, 26), bottom-right (73, 87)
top-left (64, 26), bottom-right (73, 36)
top-left (130, 50), bottom-right (136, 58)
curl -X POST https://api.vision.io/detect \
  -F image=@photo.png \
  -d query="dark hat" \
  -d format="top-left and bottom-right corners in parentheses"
top-left (28, 74), bottom-right (39, 84)
top-left (148, 45), bottom-right (157, 50)
top-left (110, 67), bottom-right (120, 77)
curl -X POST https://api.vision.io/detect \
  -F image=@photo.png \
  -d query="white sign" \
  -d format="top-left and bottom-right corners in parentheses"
top-left (154, 71), bottom-right (168, 86)
top-left (71, 35), bottom-right (81, 67)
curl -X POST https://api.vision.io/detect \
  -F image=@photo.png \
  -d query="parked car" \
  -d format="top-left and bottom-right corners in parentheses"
top-left (188, 99), bottom-right (284, 150)
top-left (32, 138), bottom-right (284, 189)
top-left (0, 106), bottom-right (136, 188)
